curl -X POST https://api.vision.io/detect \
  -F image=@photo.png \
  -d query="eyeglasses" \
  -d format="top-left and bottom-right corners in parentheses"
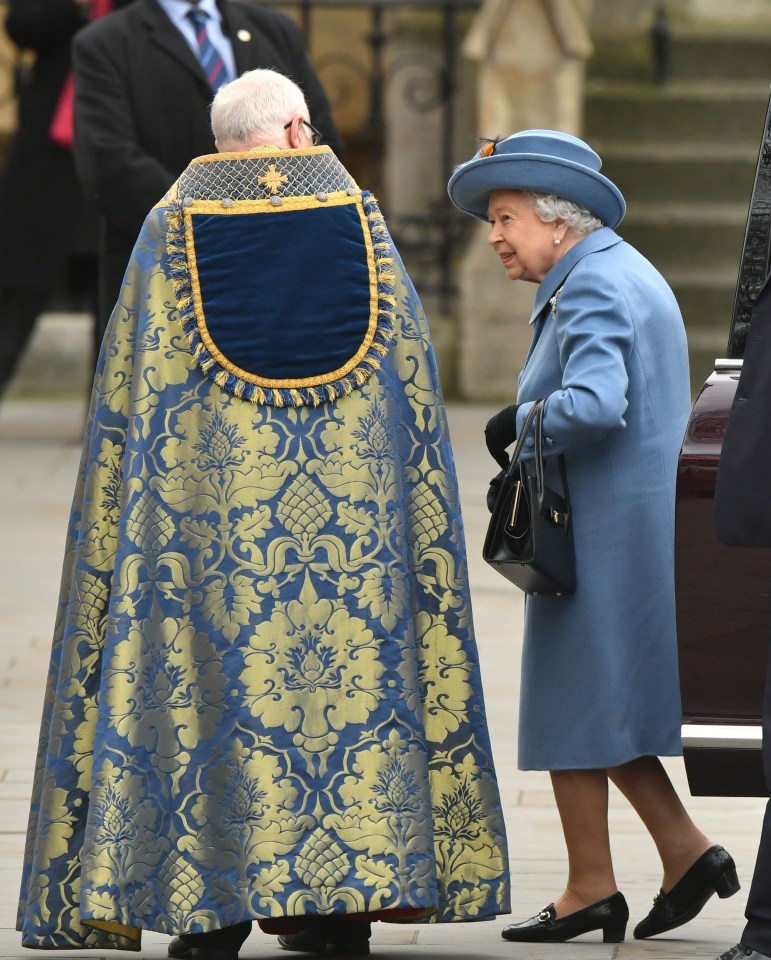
top-left (284, 118), bottom-right (323, 146)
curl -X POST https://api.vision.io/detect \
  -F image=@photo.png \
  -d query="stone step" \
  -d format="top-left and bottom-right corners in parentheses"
top-left (584, 23), bottom-right (768, 395)
top-left (664, 268), bottom-right (739, 316)
top-left (668, 31), bottom-right (771, 83)
top-left (619, 202), bottom-right (747, 272)
top-left (666, 271), bottom-right (736, 341)
top-left (598, 143), bottom-right (757, 204)
top-left (585, 80), bottom-right (768, 145)
top-left (588, 30), bottom-right (771, 84)
top-left (656, 268), bottom-right (736, 390)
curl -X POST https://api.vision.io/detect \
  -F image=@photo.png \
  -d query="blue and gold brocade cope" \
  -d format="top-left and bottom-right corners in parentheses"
top-left (17, 148), bottom-right (510, 951)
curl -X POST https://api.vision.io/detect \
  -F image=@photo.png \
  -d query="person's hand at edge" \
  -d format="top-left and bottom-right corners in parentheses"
top-left (487, 470), bottom-right (506, 513)
top-left (485, 404), bottom-right (519, 469)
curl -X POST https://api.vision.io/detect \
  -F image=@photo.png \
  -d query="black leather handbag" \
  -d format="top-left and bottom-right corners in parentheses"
top-left (482, 399), bottom-right (576, 596)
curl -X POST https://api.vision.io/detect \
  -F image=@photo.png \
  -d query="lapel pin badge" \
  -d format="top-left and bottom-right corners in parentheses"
top-left (237, 29), bottom-right (251, 41)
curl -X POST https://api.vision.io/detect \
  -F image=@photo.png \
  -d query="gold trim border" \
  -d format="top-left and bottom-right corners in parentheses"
top-left (182, 193), bottom-right (379, 390)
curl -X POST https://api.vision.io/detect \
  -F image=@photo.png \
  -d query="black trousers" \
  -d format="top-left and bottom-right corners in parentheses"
top-left (0, 286), bottom-right (48, 396)
top-left (742, 621), bottom-right (771, 957)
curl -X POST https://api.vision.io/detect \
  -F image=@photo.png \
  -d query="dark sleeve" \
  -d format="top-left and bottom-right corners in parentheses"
top-left (246, 6), bottom-right (344, 158)
top-left (71, 22), bottom-right (176, 239)
top-left (6, 0), bottom-right (87, 51)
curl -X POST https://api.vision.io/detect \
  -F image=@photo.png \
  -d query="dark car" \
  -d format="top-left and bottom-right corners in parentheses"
top-left (676, 95), bottom-right (771, 798)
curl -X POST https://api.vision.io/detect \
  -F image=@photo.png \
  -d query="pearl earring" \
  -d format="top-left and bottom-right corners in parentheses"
top-left (553, 237), bottom-right (561, 246)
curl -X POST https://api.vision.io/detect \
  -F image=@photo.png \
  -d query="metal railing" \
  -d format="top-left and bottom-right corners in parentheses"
top-left (263, 0), bottom-right (482, 308)
top-left (0, 0), bottom-right (482, 309)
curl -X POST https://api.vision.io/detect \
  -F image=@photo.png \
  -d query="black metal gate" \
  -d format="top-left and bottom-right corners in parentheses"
top-left (0, 0), bottom-right (482, 310)
top-left (263, 0), bottom-right (482, 309)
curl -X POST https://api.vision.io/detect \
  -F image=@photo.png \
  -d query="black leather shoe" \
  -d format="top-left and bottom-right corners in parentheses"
top-left (634, 845), bottom-right (740, 939)
top-left (501, 891), bottom-right (629, 943)
top-left (278, 930), bottom-right (327, 954)
top-left (168, 935), bottom-right (192, 959)
top-left (170, 920), bottom-right (251, 959)
top-left (277, 927), bottom-right (370, 955)
top-left (715, 944), bottom-right (771, 960)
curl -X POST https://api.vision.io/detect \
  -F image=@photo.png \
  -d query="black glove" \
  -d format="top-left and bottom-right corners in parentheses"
top-left (487, 470), bottom-right (505, 513)
top-left (485, 404), bottom-right (519, 469)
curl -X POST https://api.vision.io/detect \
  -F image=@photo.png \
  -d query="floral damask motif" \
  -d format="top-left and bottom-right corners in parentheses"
top-left (446, 883), bottom-right (495, 919)
top-left (103, 606), bottom-right (229, 774)
top-left (397, 612), bottom-right (472, 744)
top-left (29, 780), bottom-right (78, 873)
top-left (98, 233), bottom-right (194, 427)
top-left (155, 851), bottom-right (206, 928)
top-left (124, 489), bottom-right (176, 556)
top-left (351, 399), bottom-right (395, 470)
top-left (408, 484), bottom-right (448, 547)
top-left (70, 696), bottom-right (99, 792)
top-left (113, 489), bottom-right (189, 617)
top-left (324, 729), bottom-right (435, 910)
top-left (59, 571), bottom-right (109, 702)
top-left (391, 283), bottom-right (445, 411)
top-left (312, 387), bottom-right (401, 505)
top-left (185, 740), bottom-right (307, 875)
top-left (79, 439), bottom-right (123, 572)
top-left (81, 760), bottom-right (169, 896)
top-left (429, 749), bottom-right (509, 919)
top-left (19, 169), bottom-right (511, 952)
top-left (284, 828), bottom-right (367, 915)
top-left (296, 828), bottom-right (351, 890)
top-left (242, 573), bottom-right (384, 764)
top-left (80, 761), bottom-right (169, 924)
top-left (204, 573), bottom-right (265, 643)
top-left (356, 564), bottom-right (408, 634)
top-left (277, 476), bottom-right (333, 542)
top-left (154, 397), bottom-right (291, 518)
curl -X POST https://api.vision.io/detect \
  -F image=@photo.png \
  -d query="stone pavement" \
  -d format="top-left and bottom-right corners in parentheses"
top-left (0, 315), bottom-right (764, 959)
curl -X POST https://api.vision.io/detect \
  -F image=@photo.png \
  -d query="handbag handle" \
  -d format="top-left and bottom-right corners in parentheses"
top-left (507, 399), bottom-right (572, 532)
top-left (506, 399), bottom-right (542, 468)
top-left (533, 401), bottom-right (571, 532)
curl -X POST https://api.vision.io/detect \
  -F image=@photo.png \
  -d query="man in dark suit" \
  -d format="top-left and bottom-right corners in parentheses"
top-left (71, 0), bottom-right (343, 341)
top-left (0, 0), bottom-right (101, 398)
top-left (713, 276), bottom-right (771, 960)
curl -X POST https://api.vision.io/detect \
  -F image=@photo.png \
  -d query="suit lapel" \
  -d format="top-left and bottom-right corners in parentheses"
top-left (221, 2), bottom-right (293, 74)
top-left (142, 0), bottom-right (211, 87)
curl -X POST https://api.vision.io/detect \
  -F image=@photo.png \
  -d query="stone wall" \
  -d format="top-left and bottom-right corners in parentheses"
top-left (454, 0), bottom-right (593, 401)
top-left (589, 0), bottom-right (771, 32)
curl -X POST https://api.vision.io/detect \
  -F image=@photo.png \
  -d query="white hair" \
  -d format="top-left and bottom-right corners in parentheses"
top-left (526, 191), bottom-right (603, 234)
top-left (210, 68), bottom-right (309, 151)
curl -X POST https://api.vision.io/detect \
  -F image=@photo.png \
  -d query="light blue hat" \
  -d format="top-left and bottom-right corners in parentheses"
top-left (447, 129), bottom-right (626, 228)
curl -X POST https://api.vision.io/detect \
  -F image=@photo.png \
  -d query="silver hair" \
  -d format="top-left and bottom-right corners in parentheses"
top-left (526, 191), bottom-right (603, 234)
top-left (211, 68), bottom-right (309, 151)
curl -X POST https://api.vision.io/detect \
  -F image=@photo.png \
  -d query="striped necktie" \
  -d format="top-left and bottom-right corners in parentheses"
top-left (186, 7), bottom-right (230, 92)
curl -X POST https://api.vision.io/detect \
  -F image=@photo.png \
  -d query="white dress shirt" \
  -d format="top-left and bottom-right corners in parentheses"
top-left (156, 0), bottom-right (237, 84)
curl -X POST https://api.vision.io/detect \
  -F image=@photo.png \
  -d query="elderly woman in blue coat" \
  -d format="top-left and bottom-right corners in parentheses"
top-left (447, 131), bottom-right (738, 944)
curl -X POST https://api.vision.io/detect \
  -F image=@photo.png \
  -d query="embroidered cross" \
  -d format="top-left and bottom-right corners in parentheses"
top-left (258, 164), bottom-right (289, 195)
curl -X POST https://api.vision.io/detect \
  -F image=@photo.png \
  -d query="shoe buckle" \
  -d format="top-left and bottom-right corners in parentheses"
top-left (537, 909), bottom-right (552, 924)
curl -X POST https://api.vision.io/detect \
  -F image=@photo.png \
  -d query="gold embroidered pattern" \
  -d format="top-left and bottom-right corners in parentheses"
top-left (258, 163), bottom-right (290, 194)
top-left (166, 152), bottom-right (395, 407)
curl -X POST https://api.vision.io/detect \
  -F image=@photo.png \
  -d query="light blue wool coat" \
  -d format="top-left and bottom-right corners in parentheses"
top-left (514, 227), bottom-right (691, 771)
